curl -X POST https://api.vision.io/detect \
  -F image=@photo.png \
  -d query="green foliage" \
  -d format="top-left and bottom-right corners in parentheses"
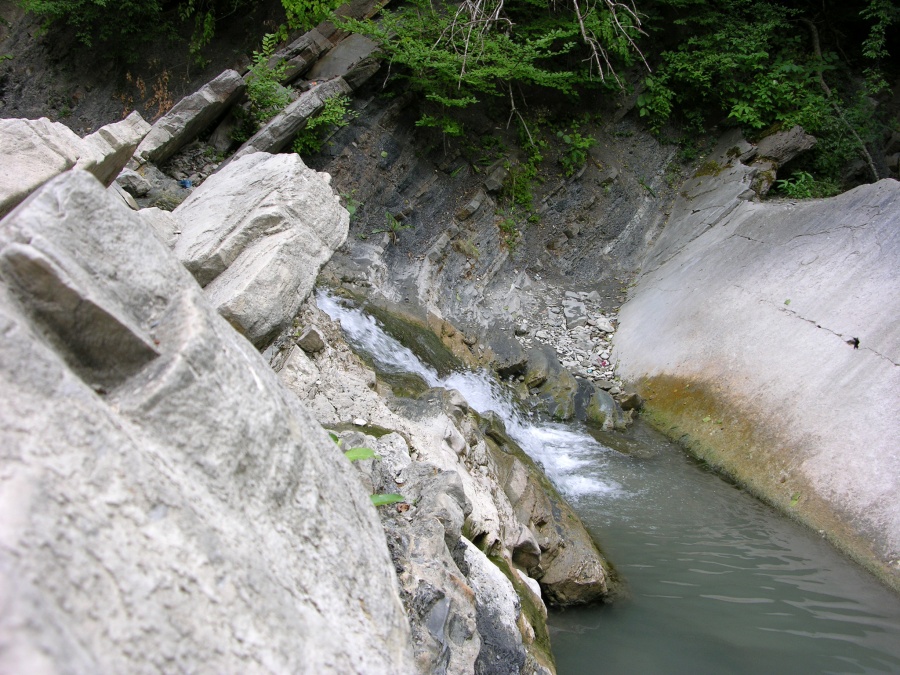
top-left (282, 0), bottom-right (342, 30)
top-left (774, 170), bottom-right (839, 199)
top-left (557, 128), bottom-right (596, 176)
top-left (370, 493), bottom-right (406, 507)
top-left (371, 212), bottom-right (412, 244)
top-left (293, 94), bottom-right (358, 155)
top-left (638, 0), bottom-right (894, 187)
top-left (341, 191), bottom-right (362, 221)
top-left (342, 0), bottom-right (642, 134)
top-left (343, 447), bottom-right (380, 461)
top-left (233, 34), bottom-right (291, 142)
top-left (16, 0), bottom-right (167, 50)
top-left (331, 435), bottom-right (406, 507)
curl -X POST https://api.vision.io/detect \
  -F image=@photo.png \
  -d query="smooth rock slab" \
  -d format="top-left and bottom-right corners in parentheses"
top-left (133, 69), bottom-right (245, 165)
top-left (614, 178), bottom-right (900, 590)
top-left (174, 152), bottom-right (348, 346)
top-left (230, 79), bottom-right (352, 162)
top-left (0, 170), bottom-right (414, 673)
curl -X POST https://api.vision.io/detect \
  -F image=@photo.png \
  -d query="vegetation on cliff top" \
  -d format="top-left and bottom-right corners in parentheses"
top-left (14, 0), bottom-right (898, 189)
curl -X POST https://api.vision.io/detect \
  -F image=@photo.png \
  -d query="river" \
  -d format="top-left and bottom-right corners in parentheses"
top-left (317, 291), bottom-right (900, 674)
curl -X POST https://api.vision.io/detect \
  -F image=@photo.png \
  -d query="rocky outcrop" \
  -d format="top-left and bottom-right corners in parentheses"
top-left (172, 152), bottom-right (349, 346)
top-left (230, 78), bottom-right (352, 162)
top-left (133, 69), bottom-right (246, 165)
top-left (0, 112), bottom-right (150, 217)
top-left (275, 297), bottom-right (620, 672)
top-left (613, 150), bottom-right (900, 591)
top-left (0, 170), bottom-right (414, 672)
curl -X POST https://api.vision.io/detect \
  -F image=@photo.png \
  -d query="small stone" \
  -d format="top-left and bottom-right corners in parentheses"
top-left (593, 316), bottom-right (615, 333)
top-left (609, 386), bottom-right (621, 396)
top-left (297, 325), bottom-right (326, 353)
top-left (618, 392), bottom-right (643, 411)
top-left (352, 418), bottom-right (367, 426)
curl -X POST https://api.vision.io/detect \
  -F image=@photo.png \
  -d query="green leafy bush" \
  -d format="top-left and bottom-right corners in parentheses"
top-left (293, 94), bottom-right (358, 155)
top-left (557, 129), bottom-right (596, 176)
top-left (17, 0), bottom-right (167, 50)
top-left (232, 34), bottom-right (292, 142)
top-left (774, 171), bottom-right (839, 199)
top-left (637, 0), bottom-right (894, 187)
top-left (342, 0), bottom-right (643, 134)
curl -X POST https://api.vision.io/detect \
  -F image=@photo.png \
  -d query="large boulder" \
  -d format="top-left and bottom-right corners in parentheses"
top-left (0, 170), bottom-right (414, 673)
top-left (133, 69), bottom-right (246, 165)
top-left (613, 177), bottom-right (900, 591)
top-left (0, 113), bottom-right (150, 217)
top-left (173, 152), bottom-right (349, 346)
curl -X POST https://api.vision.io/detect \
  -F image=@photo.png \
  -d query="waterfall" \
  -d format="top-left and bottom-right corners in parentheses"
top-left (316, 290), bottom-right (623, 499)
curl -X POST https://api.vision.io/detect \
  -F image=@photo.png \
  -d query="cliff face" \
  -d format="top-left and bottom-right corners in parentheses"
top-left (612, 138), bottom-right (900, 591)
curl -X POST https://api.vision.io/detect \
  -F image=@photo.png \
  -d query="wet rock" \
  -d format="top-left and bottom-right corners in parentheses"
top-left (618, 391), bottom-right (643, 411)
top-left (457, 538), bottom-right (528, 675)
top-left (537, 369), bottom-right (578, 421)
top-left (133, 70), bottom-right (245, 165)
top-left (523, 345), bottom-right (556, 389)
top-left (484, 426), bottom-right (612, 605)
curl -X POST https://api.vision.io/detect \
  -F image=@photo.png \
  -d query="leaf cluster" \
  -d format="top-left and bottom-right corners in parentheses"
top-left (293, 94), bottom-right (358, 155)
top-left (637, 0), bottom-right (896, 186)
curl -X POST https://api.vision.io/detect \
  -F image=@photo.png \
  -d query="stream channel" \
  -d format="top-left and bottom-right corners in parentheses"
top-left (317, 292), bottom-right (900, 674)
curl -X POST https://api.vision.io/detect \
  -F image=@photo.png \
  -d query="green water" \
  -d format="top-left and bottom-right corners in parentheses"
top-left (548, 422), bottom-right (900, 675)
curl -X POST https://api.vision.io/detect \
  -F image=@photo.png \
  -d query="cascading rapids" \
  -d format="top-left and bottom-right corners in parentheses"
top-left (316, 290), bottom-right (623, 499)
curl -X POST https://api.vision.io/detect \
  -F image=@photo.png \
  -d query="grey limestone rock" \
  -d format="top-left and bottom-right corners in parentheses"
top-left (115, 167), bottom-right (152, 197)
top-left (0, 170), bottom-right (415, 673)
top-left (297, 324), bottom-right (327, 353)
top-left (0, 113), bottom-right (150, 217)
top-left (133, 69), bottom-right (246, 165)
top-left (78, 111), bottom-right (151, 186)
top-left (173, 152), bottom-right (349, 347)
top-left (230, 79), bottom-right (352, 162)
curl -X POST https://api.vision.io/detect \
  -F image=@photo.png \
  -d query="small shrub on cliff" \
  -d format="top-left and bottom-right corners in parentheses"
top-left (292, 94), bottom-right (358, 156)
top-left (232, 34), bottom-right (292, 142)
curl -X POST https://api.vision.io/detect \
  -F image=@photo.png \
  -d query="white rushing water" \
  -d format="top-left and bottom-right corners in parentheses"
top-left (316, 291), bottom-right (624, 500)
